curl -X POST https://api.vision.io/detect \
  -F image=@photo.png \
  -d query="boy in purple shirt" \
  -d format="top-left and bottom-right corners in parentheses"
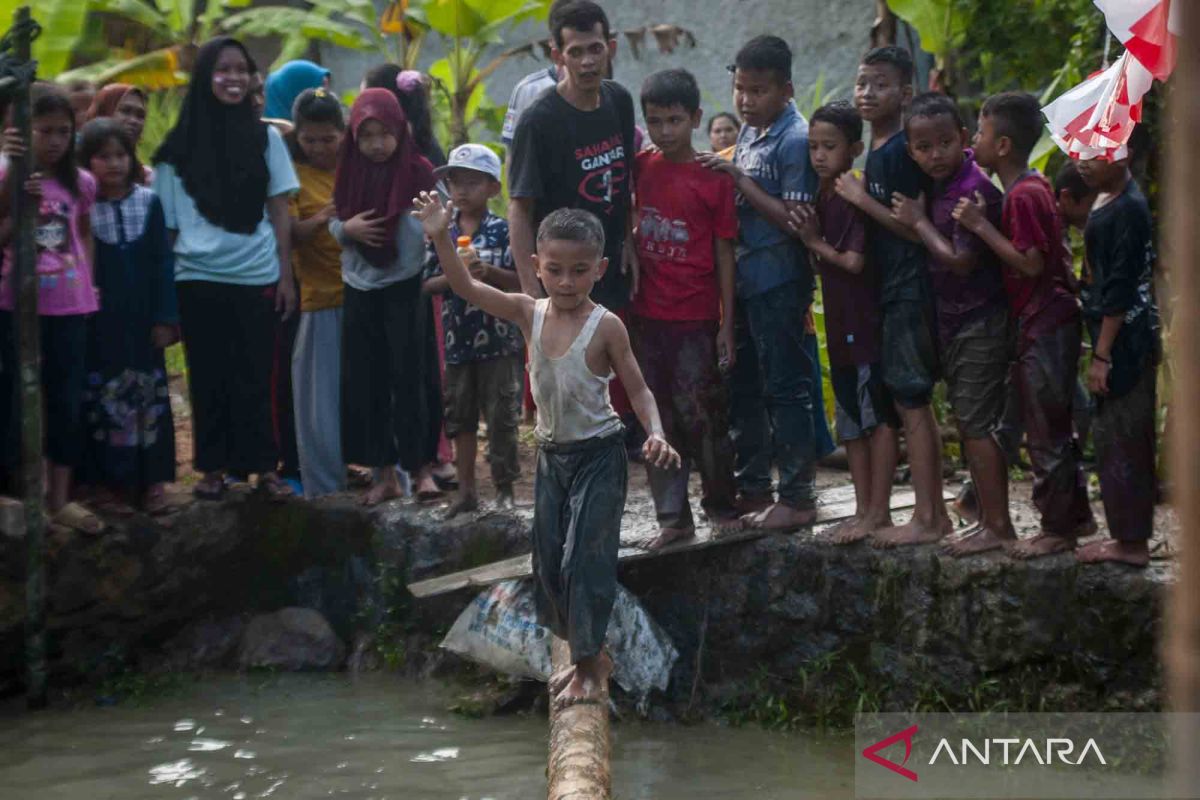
top-left (792, 101), bottom-right (899, 544)
top-left (890, 92), bottom-right (1015, 556)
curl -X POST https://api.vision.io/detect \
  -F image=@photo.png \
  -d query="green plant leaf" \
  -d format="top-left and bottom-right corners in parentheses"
top-left (423, 0), bottom-right (486, 38)
top-left (220, 7), bottom-right (375, 52)
top-left (88, 0), bottom-right (173, 40)
top-left (888, 0), bottom-right (967, 58)
top-left (0, 0), bottom-right (91, 77)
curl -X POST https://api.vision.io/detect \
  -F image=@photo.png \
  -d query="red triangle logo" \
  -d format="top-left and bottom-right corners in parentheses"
top-left (862, 724), bottom-right (919, 782)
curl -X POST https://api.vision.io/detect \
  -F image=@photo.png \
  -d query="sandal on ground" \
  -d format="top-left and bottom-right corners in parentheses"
top-left (193, 475), bottom-right (226, 501)
top-left (257, 474), bottom-right (295, 502)
top-left (51, 501), bottom-right (105, 535)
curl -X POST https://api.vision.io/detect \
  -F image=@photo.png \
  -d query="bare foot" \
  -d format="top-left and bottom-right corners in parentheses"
top-left (361, 480), bottom-right (403, 507)
top-left (828, 512), bottom-right (894, 545)
top-left (415, 473), bottom-right (444, 503)
top-left (555, 651), bottom-right (614, 708)
top-left (1075, 539), bottom-right (1150, 567)
top-left (495, 485), bottom-right (515, 510)
top-left (646, 526), bottom-right (695, 551)
top-left (744, 502), bottom-right (817, 531)
top-left (941, 523), bottom-right (1016, 557)
top-left (444, 494), bottom-right (479, 519)
top-left (1007, 532), bottom-right (1077, 560)
top-left (871, 514), bottom-right (953, 549)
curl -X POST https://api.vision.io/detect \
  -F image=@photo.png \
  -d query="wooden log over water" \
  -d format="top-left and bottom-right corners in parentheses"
top-left (547, 638), bottom-right (610, 800)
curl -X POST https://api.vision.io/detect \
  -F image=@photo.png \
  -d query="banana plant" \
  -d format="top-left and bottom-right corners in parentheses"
top-left (0, 0), bottom-right (92, 77)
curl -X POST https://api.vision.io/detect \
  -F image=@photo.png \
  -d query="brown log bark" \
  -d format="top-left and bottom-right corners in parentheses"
top-left (547, 638), bottom-right (611, 800)
top-left (1167, 0), bottom-right (1200, 793)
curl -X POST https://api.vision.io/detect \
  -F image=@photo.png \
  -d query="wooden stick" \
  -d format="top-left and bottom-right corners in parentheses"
top-left (547, 638), bottom-right (610, 800)
top-left (8, 5), bottom-right (47, 711)
top-left (1166, 0), bottom-right (1200, 791)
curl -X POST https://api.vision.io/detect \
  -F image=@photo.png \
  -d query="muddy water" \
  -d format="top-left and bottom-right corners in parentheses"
top-left (0, 674), bottom-right (853, 799)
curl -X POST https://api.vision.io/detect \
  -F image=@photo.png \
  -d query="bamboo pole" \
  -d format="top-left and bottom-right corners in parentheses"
top-left (8, 5), bottom-right (47, 710)
top-left (1167, 0), bottom-right (1200, 793)
top-left (547, 638), bottom-right (610, 800)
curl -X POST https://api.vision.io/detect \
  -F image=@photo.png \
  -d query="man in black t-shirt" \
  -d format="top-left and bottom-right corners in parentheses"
top-left (507, 0), bottom-right (637, 310)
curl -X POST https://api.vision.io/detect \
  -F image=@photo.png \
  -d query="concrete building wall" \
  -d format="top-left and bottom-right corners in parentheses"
top-left (319, 0), bottom-right (876, 147)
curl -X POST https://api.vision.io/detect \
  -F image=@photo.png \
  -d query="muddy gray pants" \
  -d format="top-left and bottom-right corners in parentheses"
top-left (532, 433), bottom-right (627, 663)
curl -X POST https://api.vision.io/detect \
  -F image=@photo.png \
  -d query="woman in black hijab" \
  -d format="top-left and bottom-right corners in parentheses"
top-left (152, 37), bottom-right (300, 501)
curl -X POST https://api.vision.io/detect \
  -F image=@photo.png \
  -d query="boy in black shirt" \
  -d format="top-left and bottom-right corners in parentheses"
top-left (1074, 154), bottom-right (1160, 567)
top-left (507, 0), bottom-right (637, 310)
top-left (835, 46), bottom-right (953, 547)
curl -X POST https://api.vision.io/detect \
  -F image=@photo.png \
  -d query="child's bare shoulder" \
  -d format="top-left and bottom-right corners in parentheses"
top-left (595, 309), bottom-right (631, 346)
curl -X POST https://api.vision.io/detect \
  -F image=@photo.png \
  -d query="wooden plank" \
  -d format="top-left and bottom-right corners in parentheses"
top-left (408, 486), bottom-right (952, 599)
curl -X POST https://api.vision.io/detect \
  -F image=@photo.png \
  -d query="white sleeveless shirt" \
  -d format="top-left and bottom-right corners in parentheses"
top-left (529, 299), bottom-right (623, 444)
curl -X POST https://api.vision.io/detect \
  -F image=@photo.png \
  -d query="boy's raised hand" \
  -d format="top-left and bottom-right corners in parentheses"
top-left (890, 191), bottom-right (926, 228)
top-left (642, 432), bottom-right (682, 470)
top-left (411, 191), bottom-right (454, 238)
top-left (1, 128), bottom-right (25, 160)
top-left (951, 191), bottom-right (988, 234)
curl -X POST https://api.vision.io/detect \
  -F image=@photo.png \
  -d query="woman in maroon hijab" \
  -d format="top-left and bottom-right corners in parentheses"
top-left (331, 88), bottom-right (443, 506)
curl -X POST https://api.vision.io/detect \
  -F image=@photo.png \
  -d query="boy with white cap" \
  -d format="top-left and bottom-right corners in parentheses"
top-left (423, 144), bottom-right (524, 515)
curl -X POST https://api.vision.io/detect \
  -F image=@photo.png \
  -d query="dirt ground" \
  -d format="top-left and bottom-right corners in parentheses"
top-left (164, 374), bottom-right (1178, 559)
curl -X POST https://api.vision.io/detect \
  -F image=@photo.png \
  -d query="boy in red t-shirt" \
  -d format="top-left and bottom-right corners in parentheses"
top-left (791, 101), bottom-right (900, 544)
top-left (631, 68), bottom-right (740, 549)
top-left (953, 92), bottom-right (1096, 558)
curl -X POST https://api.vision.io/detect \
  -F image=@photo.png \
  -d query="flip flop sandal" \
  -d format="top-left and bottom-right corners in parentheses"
top-left (258, 476), bottom-right (295, 503)
top-left (193, 479), bottom-right (226, 501)
top-left (52, 501), bottom-right (105, 535)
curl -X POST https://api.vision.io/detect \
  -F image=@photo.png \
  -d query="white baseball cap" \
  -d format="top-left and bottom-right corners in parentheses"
top-left (435, 143), bottom-right (502, 181)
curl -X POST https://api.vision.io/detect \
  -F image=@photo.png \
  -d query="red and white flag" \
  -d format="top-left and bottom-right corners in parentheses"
top-left (1043, 0), bottom-right (1179, 161)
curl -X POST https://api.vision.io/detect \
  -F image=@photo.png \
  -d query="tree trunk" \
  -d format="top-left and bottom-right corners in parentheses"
top-left (7, 5), bottom-right (47, 711)
top-left (871, 0), bottom-right (897, 48)
top-left (547, 638), bottom-right (611, 800)
top-left (1167, 0), bottom-right (1200, 792)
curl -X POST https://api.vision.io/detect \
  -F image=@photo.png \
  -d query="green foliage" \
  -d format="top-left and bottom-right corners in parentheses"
top-left (887, 0), bottom-right (968, 59)
top-left (0, 0), bottom-right (90, 77)
top-left (137, 88), bottom-right (183, 164)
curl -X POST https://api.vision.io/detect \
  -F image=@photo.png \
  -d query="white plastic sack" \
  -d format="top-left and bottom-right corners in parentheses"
top-left (440, 579), bottom-right (678, 705)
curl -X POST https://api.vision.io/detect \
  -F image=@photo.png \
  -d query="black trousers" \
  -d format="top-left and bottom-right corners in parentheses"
top-left (532, 434), bottom-right (627, 663)
top-left (177, 281), bottom-right (278, 475)
top-left (341, 278), bottom-right (442, 471)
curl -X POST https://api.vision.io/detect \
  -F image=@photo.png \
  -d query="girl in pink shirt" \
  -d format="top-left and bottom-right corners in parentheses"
top-left (0, 85), bottom-right (102, 533)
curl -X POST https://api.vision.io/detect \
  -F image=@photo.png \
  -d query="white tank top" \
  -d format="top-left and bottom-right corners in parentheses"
top-left (529, 299), bottom-right (623, 444)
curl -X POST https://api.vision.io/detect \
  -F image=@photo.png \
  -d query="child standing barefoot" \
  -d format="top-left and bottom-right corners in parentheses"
top-left (332, 88), bottom-right (442, 506)
top-left (0, 86), bottom-right (103, 533)
top-left (414, 194), bottom-right (680, 706)
top-left (77, 119), bottom-right (177, 514)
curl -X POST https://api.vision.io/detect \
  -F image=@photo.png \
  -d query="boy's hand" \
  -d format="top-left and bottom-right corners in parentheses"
top-left (411, 191), bottom-right (454, 238)
top-left (468, 259), bottom-right (489, 281)
top-left (312, 203), bottom-right (336, 225)
top-left (890, 191), bottom-right (926, 228)
top-left (787, 203), bottom-right (821, 246)
top-left (23, 174), bottom-right (43, 198)
top-left (951, 191), bottom-right (987, 234)
top-left (1087, 355), bottom-right (1110, 395)
top-left (150, 323), bottom-right (178, 350)
top-left (695, 151), bottom-right (742, 180)
top-left (642, 432), bottom-right (681, 470)
top-left (2, 128), bottom-right (25, 160)
top-left (344, 209), bottom-right (387, 247)
top-left (623, 236), bottom-right (640, 299)
top-left (275, 276), bottom-right (297, 320)
top-left (834, 169), bottom-right (868, 207)
top-left (716, 323), bottom-right (736, 372)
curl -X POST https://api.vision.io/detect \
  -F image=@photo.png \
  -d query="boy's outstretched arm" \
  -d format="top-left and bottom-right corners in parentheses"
top-left (892, 192), bottom-right (978, 276)
top-left (716, 237), bottom-right (737, 369)
top-left (508, 197), bottom-right (545, 298)
top-left (835, 170), bottom-right (921, 244)
top-left (695, 152), bottom-right (796, 234)
top-left (953, 192), bottom-right (1045, 277)
top-left (602, 316), bottom-right (681, 470)
top-left (413, 192), bottom-right (535, 334)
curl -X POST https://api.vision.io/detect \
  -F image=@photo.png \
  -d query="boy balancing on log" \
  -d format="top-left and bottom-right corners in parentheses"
top-left (413, 192), bottom-right (681, 706)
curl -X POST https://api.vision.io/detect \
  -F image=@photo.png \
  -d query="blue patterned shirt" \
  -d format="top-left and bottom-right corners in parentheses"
top-left (423, 211), bottom-right (524, 364)
top-left (733, 100), bottom-right (816, 298)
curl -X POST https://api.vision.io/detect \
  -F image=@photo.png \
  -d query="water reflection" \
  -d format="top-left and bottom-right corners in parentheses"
top-left (0, 674), bottom-right (853, 799)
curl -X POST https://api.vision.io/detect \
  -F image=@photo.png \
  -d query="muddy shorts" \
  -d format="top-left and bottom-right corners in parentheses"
top-left (942, 308), bottom-right (1011, 440)
top-left (880, 299), bottom-right (939, 409)
top-left (831, 362), bottom-right (899, 442)
top-left (444, 354), bottom-right (523, 486)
